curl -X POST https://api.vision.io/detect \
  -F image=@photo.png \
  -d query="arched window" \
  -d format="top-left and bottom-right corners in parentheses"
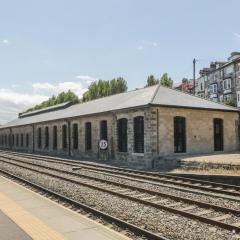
top-left (72, 124), bottom-right (78, 149)
top-left (38, 128), bottom-right (42, 148)
top-left (8, 134), bottom-right (11, 147)
top-left (21, 134), bottom-right (24, 147)
top-left (85, 122), bottom-right (92, 150)
top-left (12, 135), bottom-right (15, 146)
top-left (16, 134), bottom-right (19, 147)
top-left (26, 133), bottom-right (29, 148)
top-left (53, 126), bottom-right (58, 149)
top-left (213, 118), bottom-right (223, 151)
top-left (45, 127), bottom-right (49, 148)
top-left (174, 116), bottom-right (186, 153)
top-left (100, 120), bottom-right (108, 140)
top-left (117, 118), bottom-right (128, 152)
top-left (134, 116), bottom-right (144, 153)
top-left (62, 125), bottom-right (67, 149)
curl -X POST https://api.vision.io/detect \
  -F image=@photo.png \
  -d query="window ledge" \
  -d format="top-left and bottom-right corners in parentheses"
top-left (132, 153), bottom-right (144, 156)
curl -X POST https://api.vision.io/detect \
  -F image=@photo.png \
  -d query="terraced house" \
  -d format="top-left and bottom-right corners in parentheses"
top-left (196, 52), bottom-right (240, 107)
top-left (0, 85), bottom-right (239, 169)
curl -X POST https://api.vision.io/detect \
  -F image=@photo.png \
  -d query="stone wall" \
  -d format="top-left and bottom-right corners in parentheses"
top-left (0, 106), bottom-right (239, 170)
top-left (157, 106), bottom-right (239, 155)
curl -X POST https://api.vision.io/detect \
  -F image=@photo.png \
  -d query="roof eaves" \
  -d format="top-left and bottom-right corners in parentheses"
top-left (0, 104), bottom-right (151, 130)
top-left (149, 103), bottom-right (240, 113)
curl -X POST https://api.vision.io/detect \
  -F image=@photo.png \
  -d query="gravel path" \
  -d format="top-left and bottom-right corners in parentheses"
top-left (0, 161), bottom-right (240, 240)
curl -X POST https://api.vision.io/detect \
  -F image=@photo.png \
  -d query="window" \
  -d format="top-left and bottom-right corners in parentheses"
top-left (26, 134), bottom-right (29, 147)
top-left (85, 122), bottom-right (92, 150)
top-left (174, 116), bottom-right (186, 153)
top-left (209, 84), bottom-right (217, 94)
top-left (38, 128), bottom-right (42, 148)
top-left (200, 83), bottom-right (203, 91)
top-left (16, 134), bottom-right (19, 147)
top-left (117, 118), bottom-right (128, 152)
top-left (45, 127), bottom-right (49, 148)
top-left (223, 79), bottom-right (231, 90)
top-left (134, 116), bottom-right (144, 153)
top-left (214, 118), bottom-right (223, 151)
top-left (53, 126), bottom-right (58, 149)
top-left (213, 84), bottom-right (217, 93)
top-left (224, 94), bottom-right (232, 101)
top-left (72, 124), bottom-right (78, 149)
top-left (100, 120), bottom-right (108, 140)
top-left (12, 135), bottom-right (15, 146)
top-left (62, 125), bottom-right (67, 149)
top-left (8, 135), bottom-right (11, 146)
top-left (225, 65), bottom-right (233, 75)
top-left (21, 134), bottom-right (24, 147)
top-left (5, 135), bottom-right (7, 146)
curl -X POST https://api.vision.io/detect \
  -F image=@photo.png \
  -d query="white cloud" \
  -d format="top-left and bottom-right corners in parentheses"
top-left (32, 75), bottom-right (97, 96)
top-left (136, 40), bottom-right (158, 51)
top-left (75, 75), bottom-right (96, 81)
top-left (0, 76), bottom-right (97, 124)
top-left (1, 39), bottom-right (9, 44)
top-left (0, 88), bottom-right (49, 124)
top-left (0, 88), bottom-right (48, 106)
top-left (32, 81), bottom-right (88, 96)
top-left (234, 33), bottom-right (240, 39)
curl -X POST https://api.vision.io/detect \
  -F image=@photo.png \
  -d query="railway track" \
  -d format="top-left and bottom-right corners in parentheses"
top-left (0, 152), bottom-right (240, 234)
top-left (0, 169), bottom-right (167, 240)
top-left (1, 150), bottom-right (240, 199)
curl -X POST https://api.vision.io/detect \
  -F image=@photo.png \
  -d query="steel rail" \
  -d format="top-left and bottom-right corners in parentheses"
top-left (1, 150), bottom-right (239, 198)
top-left (0, 156), bottom-right (240, 216)
top-left (0, 169), bottom-right (168, 240)
top-left (5, 150), bottom-right (240, 191)
top-left (1, 158), bottom-right (240, 233)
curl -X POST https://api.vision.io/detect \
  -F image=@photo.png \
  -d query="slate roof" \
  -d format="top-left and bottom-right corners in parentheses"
top-left (0, 85), bottom-right (239, 129)
top-left (19, 101), bottom-right (72, 118)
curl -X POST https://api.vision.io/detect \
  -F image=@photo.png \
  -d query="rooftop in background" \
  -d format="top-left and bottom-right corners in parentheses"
top-left (19, 101), bottom-right (73, 118)
top-left (199, 52), bottom-right (240, 76)
top-left (0, 85), bottom-right (239, 129)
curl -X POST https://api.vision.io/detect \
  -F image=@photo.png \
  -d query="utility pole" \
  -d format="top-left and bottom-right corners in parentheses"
top-left (193, 58), bottom-right (196, 95)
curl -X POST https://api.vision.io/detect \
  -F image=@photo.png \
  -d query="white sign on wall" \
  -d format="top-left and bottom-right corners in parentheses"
top-left (99, 140), bottom-right (108, 150)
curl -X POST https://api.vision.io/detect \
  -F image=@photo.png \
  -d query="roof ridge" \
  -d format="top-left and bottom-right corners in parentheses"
top-left (69, 84), bottom-right (157, 107)
top-left (150, 83), bottom-right (161, 103)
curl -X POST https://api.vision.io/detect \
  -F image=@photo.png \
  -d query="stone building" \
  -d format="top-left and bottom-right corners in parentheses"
top-left (195, 52), bottom-right (240, 107)
top-left (0, 85), bottom-right (239, 169)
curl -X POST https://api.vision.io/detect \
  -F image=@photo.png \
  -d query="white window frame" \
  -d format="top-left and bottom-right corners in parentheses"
top-left (223, 79), bottom-right (231, 90)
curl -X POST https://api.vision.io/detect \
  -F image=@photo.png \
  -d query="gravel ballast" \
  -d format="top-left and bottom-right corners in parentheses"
top-left (0, 160), bottom-right (240, 240)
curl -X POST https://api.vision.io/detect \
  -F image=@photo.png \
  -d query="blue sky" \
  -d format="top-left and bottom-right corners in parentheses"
top-left (0, 0), bottom-right (240, 123)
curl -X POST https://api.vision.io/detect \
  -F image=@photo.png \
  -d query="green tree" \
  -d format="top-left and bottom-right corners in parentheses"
top-left (223, 99), bottom-right (235, 107)
top-left (159, 73), bottom-right (173, 88)
top-left (26, 90), bottom-right (79, 112)
top-left (145, 75), bottom-right (159, 87)
top-left (82, 77), bottom-right (127, 102)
